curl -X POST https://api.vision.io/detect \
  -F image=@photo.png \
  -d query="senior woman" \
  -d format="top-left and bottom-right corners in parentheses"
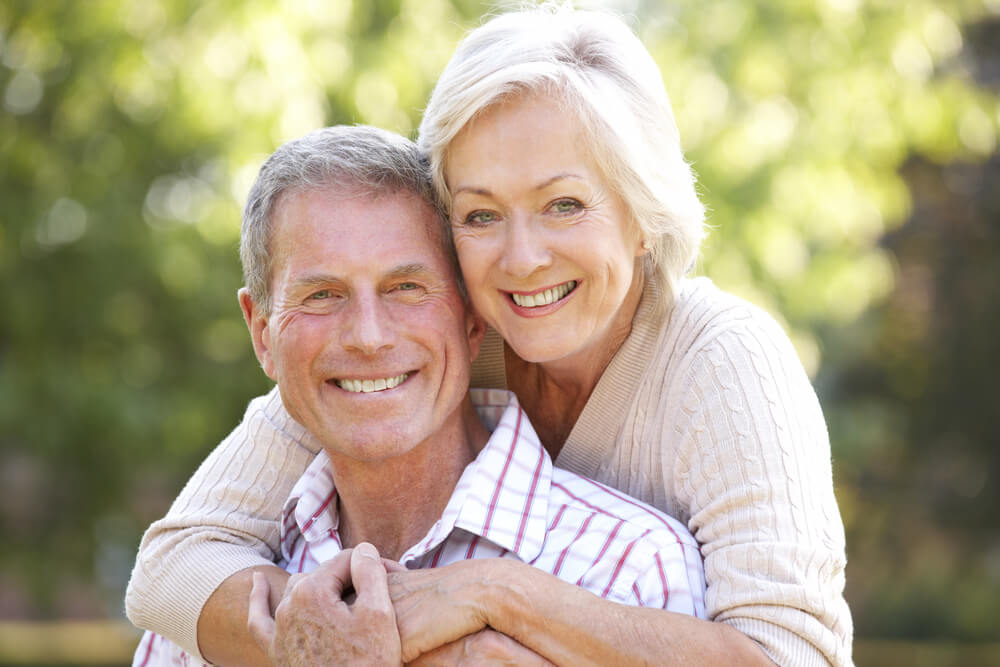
top-left (126, 5), bottom-right (852, 666)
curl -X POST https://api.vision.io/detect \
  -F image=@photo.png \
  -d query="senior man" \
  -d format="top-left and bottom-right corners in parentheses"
top-left (128, 126), bottom-right (705, 666)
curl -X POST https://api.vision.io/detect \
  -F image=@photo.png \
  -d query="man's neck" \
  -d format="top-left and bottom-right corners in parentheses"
top-left (326, 396), bottom-right (489, 561)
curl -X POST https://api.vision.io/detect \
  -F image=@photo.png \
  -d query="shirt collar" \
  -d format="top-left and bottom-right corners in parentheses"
top-left (281, 389), bottom-right (553, 566)
top-left (281, 451), bottom-right (340, 563)
top-left (401, 389), bottom-right (552, 564)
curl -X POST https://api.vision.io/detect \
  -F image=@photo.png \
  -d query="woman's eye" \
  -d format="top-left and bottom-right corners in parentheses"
top-left (550, 198), bottom-right (582, 214)
top-left (463, 210), bottom-right (497, 226)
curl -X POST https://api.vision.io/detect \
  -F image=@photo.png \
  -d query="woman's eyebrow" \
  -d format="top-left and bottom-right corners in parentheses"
top-left (533, 172), bottom-right (585, 190)
top-left (452, 172), bottom-right (585, 197)
top-left (452, 184), bottom-right (492, 197)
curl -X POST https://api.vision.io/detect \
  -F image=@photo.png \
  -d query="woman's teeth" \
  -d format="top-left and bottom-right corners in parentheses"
top-left (511, 281), bottom-right (577, 308)
top-left (337, 373), bottom-right (409, 393)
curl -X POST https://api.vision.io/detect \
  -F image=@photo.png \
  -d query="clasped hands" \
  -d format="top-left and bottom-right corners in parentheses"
top-left (247, 543), bottom-right (552, 666)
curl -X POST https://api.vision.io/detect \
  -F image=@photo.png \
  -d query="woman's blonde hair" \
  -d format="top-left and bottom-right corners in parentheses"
top-left (418, 2), bottom-right (705, 307)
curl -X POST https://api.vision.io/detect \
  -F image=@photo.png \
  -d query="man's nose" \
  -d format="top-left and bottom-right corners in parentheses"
top-left (341, 294), bottom-right (394, 355)
top-left (498, 217), bottom-right (552, 278)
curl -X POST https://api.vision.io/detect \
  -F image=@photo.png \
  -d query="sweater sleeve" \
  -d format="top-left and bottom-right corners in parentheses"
top-left (124, 387), bottom-right (320, 660)
top-left (670, 314), bottom-right (852, 666)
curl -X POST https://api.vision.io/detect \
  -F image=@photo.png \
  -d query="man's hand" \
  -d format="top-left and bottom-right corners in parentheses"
top-left (406, 629), bottom-right (555, 667)
top-left (248, 542), bottom-right (401, 666)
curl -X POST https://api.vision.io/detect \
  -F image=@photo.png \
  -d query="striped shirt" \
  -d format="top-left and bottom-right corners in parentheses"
top-left (133, 388), bottom-right (705, 666)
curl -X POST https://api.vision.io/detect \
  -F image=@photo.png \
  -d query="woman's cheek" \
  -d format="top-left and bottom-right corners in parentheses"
top-left (453, 234), bottom-right (487, 275)
top-left (451, 229), bottom-right (477, 255)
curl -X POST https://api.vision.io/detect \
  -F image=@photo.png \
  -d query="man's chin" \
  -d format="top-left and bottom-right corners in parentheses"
top-left (319, 423), bottom-right (426, 463)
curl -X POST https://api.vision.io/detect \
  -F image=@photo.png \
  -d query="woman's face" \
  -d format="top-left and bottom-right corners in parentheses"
top-left (445, 92), bottom-right (646, 365)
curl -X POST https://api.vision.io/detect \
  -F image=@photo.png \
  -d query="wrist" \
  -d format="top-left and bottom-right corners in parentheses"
top-left (478, 559), bottom-right (536, 639)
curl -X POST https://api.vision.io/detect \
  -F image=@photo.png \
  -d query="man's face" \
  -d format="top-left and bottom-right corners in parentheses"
top-left (242, 187), bottom-right (483, 464)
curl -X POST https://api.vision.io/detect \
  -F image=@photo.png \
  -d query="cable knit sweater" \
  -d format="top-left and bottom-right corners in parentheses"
top-left (125, 276), bottom-right (853, 666)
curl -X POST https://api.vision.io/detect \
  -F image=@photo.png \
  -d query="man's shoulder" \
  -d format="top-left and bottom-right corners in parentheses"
top-left (547, 467), bottom-right (696, 548)
top-left (542, 467), bottom-right (705, 614)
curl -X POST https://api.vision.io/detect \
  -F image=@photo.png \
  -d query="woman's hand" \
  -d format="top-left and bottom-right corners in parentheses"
top-left (406, 629), bottom-right (555, 666)
top-left (389, 559), bottom-right (518, 662)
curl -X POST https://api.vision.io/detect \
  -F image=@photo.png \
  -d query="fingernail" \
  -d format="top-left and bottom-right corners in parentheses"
top-left (356, 542), bottom-right (379, 559)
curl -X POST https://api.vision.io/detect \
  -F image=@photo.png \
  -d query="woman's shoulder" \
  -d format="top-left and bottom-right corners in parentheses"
top-left (629, 276), bottom-right (808, 400)
top-left (654, 276), bottom-right (794, 356)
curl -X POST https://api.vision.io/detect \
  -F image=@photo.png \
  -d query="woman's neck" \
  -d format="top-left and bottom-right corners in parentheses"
top-left (506, 270), bottom-right (645, 457)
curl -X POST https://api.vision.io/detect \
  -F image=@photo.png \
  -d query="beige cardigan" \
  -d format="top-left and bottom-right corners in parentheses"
top-left (125, 276), bottom-right (853, 666)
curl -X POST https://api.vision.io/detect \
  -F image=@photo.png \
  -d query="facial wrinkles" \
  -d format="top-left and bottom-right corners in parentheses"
top-left (269, 283), bottom-right (336, 335)
top-left (441, 92), bottom-right (651, 373)
top-left (269, 295), bottom-right (310, 335)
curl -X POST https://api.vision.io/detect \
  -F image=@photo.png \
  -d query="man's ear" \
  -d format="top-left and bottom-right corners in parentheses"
top-left (465, 303), bottom-right (489, 363)
top-left (239, 287), bottom-right (276, 380)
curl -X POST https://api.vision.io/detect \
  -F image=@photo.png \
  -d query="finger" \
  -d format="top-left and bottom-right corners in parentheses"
top-left (350, 542), bottom-right (393, 613)
top-left (405, 638), bottom-right (464, 666)
top-left (391, 561), bottom-right (497, 663)
top-left (305, 548), bottom-right (355, 597)
top-left (283, 571), bottom-right (305, 595)
top-left (382, 557), bottom-right (408, 574)
top-left (247, 572), bottom-right (276, 652)
top-left (466, 629), bottom-right (557, 666)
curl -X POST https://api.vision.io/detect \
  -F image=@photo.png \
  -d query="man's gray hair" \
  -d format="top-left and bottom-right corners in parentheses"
top-left (240, 125), bottom-right (449, 314)
top-left (419, 2), bottom-right (705, 311)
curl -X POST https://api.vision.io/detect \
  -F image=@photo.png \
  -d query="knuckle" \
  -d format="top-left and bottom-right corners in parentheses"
top-left (357, 604), bottom-right (395, 628)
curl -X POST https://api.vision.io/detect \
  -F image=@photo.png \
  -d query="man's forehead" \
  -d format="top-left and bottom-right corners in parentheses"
top-left (271, 187), bottom-right (455, 283)
top-left (291, 261), bottom-right (443, 287)
top-left (276, 186), bottom-right (439, 236)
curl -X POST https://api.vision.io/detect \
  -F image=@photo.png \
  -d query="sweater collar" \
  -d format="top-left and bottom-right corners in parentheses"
top-left (552, 277), bottom-right (667, 478)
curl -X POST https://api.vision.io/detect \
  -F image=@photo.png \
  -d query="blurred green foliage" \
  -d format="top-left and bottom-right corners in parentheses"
top-left (1, 0), bottom-right (998, 645)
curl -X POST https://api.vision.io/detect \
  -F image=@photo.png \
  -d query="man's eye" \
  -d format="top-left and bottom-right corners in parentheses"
top-left (310, 290), bottom-right (331, 300)
top-left (397, 282), bottom-right (418, 291)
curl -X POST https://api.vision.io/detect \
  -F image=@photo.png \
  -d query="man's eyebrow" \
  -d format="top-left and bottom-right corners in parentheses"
top-left (289, 264), bottom-right (437, 289)
top-left (291, 273), bottom-right (345, 289)
top-left (385, 263), bottom-right (435, 280)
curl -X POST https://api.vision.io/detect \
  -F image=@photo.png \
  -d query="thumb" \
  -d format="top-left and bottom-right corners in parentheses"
top-left (382, 557), bottom-right (408, 574)
top-left (350, 542), bottom-right (393, 613)
top-left (247, 572), bottom-right (276, 653)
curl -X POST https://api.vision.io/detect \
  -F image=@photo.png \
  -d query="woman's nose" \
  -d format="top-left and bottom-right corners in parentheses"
top-left (498, 217), bottom-right (552, 278)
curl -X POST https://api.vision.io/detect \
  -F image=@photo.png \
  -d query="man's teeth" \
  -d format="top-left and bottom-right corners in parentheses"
top-left (511, 281), bottom-right (577, 308)
top-left (337, 373), bottom-right (408, 393)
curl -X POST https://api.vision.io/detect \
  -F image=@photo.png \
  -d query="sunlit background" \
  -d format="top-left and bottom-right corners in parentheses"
top-left (2, 0), bottom-right (998, 664)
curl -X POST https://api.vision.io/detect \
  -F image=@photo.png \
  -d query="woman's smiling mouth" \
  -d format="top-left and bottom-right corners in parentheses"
top-left (509, 280), bottom-right (578, 308)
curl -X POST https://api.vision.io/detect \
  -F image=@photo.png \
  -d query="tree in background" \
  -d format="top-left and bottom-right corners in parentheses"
top-left (0, 0), bottom-right (997, 644)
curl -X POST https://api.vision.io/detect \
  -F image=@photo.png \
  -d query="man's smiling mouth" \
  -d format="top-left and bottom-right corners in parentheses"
top-left (335, 373), bottom-right (409, 393)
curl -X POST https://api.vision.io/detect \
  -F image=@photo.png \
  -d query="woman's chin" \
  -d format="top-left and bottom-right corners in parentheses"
top-left (506, 335), bottom-right (583, 366)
